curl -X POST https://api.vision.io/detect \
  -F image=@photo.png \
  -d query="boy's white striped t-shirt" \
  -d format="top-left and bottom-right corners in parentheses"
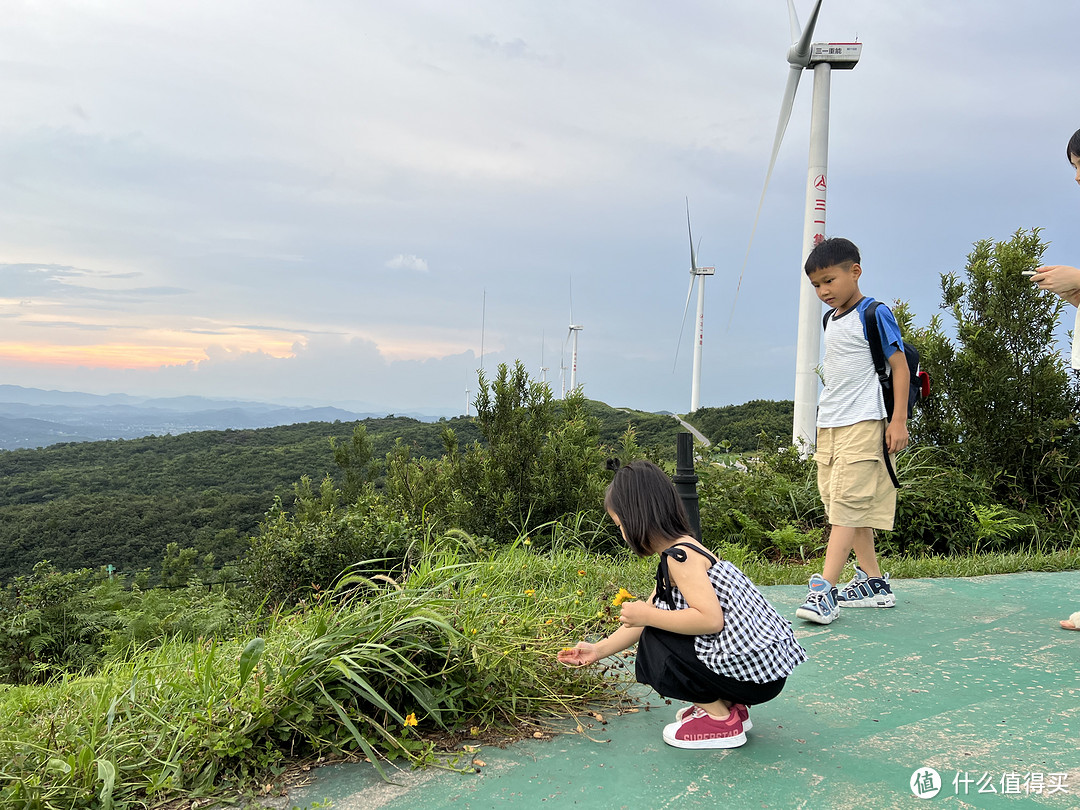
top-left (818, 299), bottom-right (896, 428)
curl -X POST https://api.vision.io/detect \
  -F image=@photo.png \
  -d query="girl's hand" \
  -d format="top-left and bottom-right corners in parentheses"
top-left (617, 599), bottom-right (652, 628)
top-left (557, 642), bottom-right (599, 667)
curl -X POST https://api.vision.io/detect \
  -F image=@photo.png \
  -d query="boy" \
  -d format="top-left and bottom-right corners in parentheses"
top-left (795, 237), bottom-right (909, 625)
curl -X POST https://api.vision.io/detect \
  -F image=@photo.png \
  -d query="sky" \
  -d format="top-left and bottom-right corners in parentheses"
top-left (0, 1), bottom-right (1078, 417)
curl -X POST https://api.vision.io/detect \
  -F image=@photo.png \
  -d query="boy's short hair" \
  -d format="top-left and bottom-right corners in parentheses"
top-left (804, 237), bottom-right (861, 275)
top-left (1068, 128), bottom-right (1080, 162)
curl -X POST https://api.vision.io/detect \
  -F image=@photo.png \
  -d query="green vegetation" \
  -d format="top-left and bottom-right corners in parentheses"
top-left (687, 399), bottom-right (795, 452)
top-left (0, 229), bottom-right (1078, 807)
top-left (0, 398), bottom-right (678, 584)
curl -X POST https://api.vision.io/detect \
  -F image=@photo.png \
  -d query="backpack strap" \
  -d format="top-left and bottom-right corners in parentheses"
top-left (654, 542), bottom-right (718, 608)
top-left (862, 301), bottom-right (902, 487)
top-left (863, 300), bottom-right (889, 381)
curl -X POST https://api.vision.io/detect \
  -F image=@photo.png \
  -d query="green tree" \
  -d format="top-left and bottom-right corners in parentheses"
top-left (909, 229), bottom-right (1080, 511)
top-left (385, 362), bottom-right (606, 543)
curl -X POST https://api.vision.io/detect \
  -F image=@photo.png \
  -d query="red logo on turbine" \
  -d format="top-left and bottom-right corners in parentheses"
top-left (814, 175), bottom-right (827, 190)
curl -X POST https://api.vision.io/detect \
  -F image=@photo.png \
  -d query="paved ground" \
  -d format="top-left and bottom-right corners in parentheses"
top-left (277, 572), bottom-right (1079, 809)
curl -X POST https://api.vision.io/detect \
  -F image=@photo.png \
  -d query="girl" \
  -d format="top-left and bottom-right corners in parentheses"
top-left (558, 459), bottom-right (807, 749)
top-left (1032, 128), bottom-right (1080, 631)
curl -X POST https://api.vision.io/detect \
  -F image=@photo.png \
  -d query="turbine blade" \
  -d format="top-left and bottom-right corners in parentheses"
top-left (787, 0), bottom-right (801, 42)
top-left (674, 275), bottom-right (697, 371)
top-left (685, 198), bottom-right (697, 270)
top-left (728, 64), bottom-right (802, 327)
top-left (793, 0), bottom-right (823, 61)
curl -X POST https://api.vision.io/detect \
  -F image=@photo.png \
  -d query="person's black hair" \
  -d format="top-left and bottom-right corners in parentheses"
top-left (1068, 128), bottom-right (1080, 162)
top-left (804, 237), bottom-right (861, 275)
top-left (603, 459), bottom-right (692, 556)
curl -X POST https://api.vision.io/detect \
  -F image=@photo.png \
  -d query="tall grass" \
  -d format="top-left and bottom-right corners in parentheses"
top-left (0, 532), bottom-right (643, 808)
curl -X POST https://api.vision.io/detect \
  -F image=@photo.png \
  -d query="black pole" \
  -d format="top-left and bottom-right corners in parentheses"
top-left (672, 432), bottom-right (701, 541)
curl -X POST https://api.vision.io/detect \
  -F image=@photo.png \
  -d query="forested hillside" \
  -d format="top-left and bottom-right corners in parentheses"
top-left (0, 401), bottom-right (683, 582)
top-left (687, 399), bottom-right (795, 451)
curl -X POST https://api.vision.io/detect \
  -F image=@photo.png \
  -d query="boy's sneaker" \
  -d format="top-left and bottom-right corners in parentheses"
top-left (836, 565), bottom-right (896, 608)
top-left (663, 706), bottom-right (747, 749)
top-left (675, 702), bottom-right (752, 731)
top-left (795, 574), bottom-right (839, 624)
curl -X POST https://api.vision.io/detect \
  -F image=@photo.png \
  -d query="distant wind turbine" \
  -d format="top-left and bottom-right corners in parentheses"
top-left (730, 0), bottom-right (861, 448)
top-left (559, 342), bottom-right (568, 398)
top-left (478, 289), bottom-right (486, 374)
top-left (539, 332), bottom-right (549, 385)
top-left (565, 283), bottom-right (583, 393)
top-left (674, 200), bottom-right (715, 414)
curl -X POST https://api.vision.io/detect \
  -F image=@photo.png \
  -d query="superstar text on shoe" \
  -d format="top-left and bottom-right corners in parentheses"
top-left (662, 706), bottom-right (747, 749)
top-left (836, 565), bottom-right (896, 608)
top-left (795, 574), bottom-right (839, 624)
top-left (675, 702), bottom-right (752, 731)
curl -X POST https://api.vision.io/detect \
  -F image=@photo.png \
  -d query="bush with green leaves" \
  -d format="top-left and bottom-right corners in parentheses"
top-left (0, 561), bottom-right (244, 685)
top-left (906, 229), bottom-right (1080, 518)
top-left (696, 443), bottom-right (825, 559)
top-left (384, 362), bottom-right (608, 545)
top-left (244, 482), bottom-right (420, 607)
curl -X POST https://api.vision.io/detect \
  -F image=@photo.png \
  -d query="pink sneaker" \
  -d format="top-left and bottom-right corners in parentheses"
top-left (675, 702), bottom-right (752, 731)
top-left (662, 706), bottom-right (747, 749)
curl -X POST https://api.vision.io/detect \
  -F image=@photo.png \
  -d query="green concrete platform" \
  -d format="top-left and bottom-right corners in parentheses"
top-left (278, 572), bottom-right (1079, 809)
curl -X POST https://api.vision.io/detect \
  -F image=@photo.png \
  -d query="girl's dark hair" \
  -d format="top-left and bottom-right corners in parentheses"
top-left (1068, 128), bottom-right (1080, 162)
top-left (604, 460), bottom-right (692, 556)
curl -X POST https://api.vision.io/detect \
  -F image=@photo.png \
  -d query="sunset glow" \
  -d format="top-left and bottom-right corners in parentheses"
top-left (0, 340), bottom-right (299, 369)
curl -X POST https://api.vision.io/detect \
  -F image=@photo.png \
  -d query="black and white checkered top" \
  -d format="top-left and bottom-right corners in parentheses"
top-left (652, 543), bottom-right (807, 684)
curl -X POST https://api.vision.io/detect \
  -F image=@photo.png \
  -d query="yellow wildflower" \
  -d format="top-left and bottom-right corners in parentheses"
top-left (611, 587), bottom-right (637, 607)
top-left (577, 570), bottom-right (586, 576)
top-left (524, 589), bottom-right (536, 596)
top-left (404, 712), bottom-right (418, 727)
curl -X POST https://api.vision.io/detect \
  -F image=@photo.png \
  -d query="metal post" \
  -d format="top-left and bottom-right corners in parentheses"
top-left (672, 432), bottom-right (702, 541)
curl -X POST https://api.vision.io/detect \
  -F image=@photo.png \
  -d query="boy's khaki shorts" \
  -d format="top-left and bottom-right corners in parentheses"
top-left (815, 419), bottom-right (896, 531)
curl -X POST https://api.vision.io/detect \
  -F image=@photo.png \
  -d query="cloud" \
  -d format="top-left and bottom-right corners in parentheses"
top-left (385, 254), bottom-right (429, 273)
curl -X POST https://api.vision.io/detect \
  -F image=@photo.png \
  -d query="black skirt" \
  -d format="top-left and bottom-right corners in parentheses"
top-left (636, 626), bottom-right (786, 706)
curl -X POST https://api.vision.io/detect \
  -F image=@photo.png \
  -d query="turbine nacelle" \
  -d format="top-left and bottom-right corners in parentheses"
top-left (809, 42), bottom-right (861, 68)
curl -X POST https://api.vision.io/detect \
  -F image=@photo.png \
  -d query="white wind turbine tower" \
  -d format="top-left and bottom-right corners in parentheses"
top-left (565, 286), bottom-right (583, 393)
top-left (675, 200), bottom-right (715, 414)
top-left (539, 332), bottom-right (549, 385)
top-left (734, 0), bottom-right (861, 449)
top-left (559, 343), bottom-right (568, 398)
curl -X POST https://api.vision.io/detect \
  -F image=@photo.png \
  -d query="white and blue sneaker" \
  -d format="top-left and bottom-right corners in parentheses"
top-left (796, 574), bottom-right (839, 624)
top-left (836, 565), bottom-right (896, 608)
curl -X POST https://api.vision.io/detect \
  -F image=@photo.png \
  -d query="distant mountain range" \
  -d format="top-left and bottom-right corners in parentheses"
top-left (0, 385), bottom-right (442, 450)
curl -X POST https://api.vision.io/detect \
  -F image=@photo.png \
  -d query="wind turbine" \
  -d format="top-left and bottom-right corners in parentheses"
top-left (559, 345), bottom-right (567, 398)
top-left (565, 284), bottom-right (583, 393)
top-left (674, 200), bottom-right (715, 414)
top-left (733, 0), bottom-right (861, 449)
top-left (539, 332), bottom-right (549, 385)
